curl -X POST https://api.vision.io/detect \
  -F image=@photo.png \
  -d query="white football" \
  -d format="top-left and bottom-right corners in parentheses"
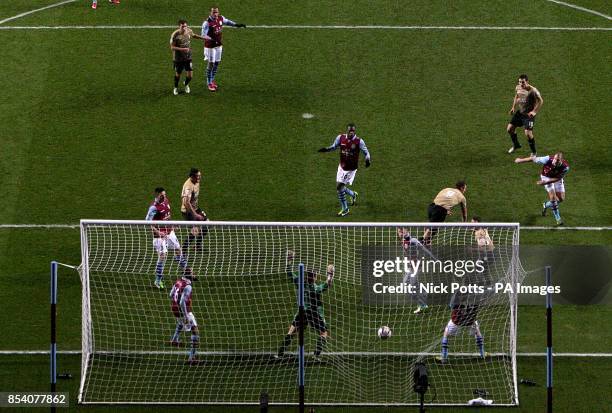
top-left (378, 326), bottom-right (392, 339)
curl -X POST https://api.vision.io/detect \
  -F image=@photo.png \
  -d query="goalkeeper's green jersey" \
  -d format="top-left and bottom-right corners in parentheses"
top-left (287, 265), bottom-right (328, 312)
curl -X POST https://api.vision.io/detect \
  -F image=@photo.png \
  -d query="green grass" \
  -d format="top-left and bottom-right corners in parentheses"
top-left (0, 0), bottom-right (611, 412)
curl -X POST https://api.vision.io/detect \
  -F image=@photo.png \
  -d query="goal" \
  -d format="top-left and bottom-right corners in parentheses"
top-left (78, 220), bottom-right (524, 406)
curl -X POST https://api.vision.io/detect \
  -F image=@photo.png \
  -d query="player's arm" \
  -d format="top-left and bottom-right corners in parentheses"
top-left (181, 187), bottom-right (200, 219)
top-left (201, 21), bottom-right (213, 41)
top-left (537, 166), bottom-right (569, 186)
top-left (318, 136), bottom-right (341, 153)
top-left (359, 139), bottom-right (371, 167)
top-left (285, 250), bottom-right (298, 282)
top-left (528, 90), bottom-right (543, 118)
top-left (169, 33), bottom-right (189, 53)
top-left (509, 90), bottom-right (519, 114)
top-left (145, 206), bottom-right (165, 237)
top-left (222, 17), bottom-right (246, 28)
top-left (514, 154), bottom-right (539, 164)
top-left (460, 201), bottom-right (467, 222)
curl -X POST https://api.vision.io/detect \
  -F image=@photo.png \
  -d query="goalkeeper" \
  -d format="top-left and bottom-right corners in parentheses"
top-left (276, 250), bottom-right (334, 361)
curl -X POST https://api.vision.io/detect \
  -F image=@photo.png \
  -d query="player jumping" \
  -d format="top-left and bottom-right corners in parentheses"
top-left (276, 250), bottom-right (334, 361)
top-left (318, 123), bottom-right (371, 216)
top-left (515, 152), bottom-right (570, 226)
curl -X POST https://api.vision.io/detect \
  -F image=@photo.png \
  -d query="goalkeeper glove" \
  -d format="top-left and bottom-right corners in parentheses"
top-left (236, 23), bottom-right (247, 28)
top-left (365, 158), bottom-right (371, 168)
top-left (326, 264), bottom-right (335, 283)
top-left (318, 147), bottom-right (330, 153)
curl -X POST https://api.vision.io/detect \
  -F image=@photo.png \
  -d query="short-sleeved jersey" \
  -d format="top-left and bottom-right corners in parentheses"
top-left (170, 28), bottom-right (194, 62)
top-left (535, 156), bottom-right (570, 179)
top-left (327, 134), bottom-right (371, 171)
top-left (515, 85), bottom-right (542, 114)
top-left (433, 188), bottom-right (466, 211)
top-left (145, 198), bottom-right (173, 236)
top-left (474, 228), bottom-right (493, 250)
top-left (181, 178), bottom-right (200, 213)
top-left (170, 278), bottom-right (193, 315)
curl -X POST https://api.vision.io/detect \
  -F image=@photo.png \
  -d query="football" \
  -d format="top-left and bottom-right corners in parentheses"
top-left (377, 326), bottom-right (392, 339)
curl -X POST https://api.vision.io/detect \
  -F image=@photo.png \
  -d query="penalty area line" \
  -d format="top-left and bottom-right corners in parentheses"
top-left (0, 0), bottom-right (77, 26)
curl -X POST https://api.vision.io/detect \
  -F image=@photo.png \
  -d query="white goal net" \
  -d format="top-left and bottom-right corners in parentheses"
top-left (78, 220), bottom-right (524, 406)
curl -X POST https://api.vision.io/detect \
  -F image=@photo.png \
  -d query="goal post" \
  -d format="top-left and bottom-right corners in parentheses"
top-left (78, 220), bottom-right (524, 406)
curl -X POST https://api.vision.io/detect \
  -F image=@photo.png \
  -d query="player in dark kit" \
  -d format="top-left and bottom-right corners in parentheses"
top-left (276, 250), bottom-right (335, 362)
top-left (169, 273), bottom-right (201, 365)
top-left (201, 7), bottom-right (246, 91)
top-left (318, 123), bottom-right (371, 216)
top-left (506, 74), bottom-right (543, 155)
top-left (170, 20), bottom-right (205, 95)
top-left (515, 152), bottom-right (570, 225)
top-left (145, 187), bottom-right (191, 289)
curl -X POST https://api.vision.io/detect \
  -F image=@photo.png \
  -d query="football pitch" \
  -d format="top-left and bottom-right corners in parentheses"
top-left (0, 1), bottom-right (611, 412)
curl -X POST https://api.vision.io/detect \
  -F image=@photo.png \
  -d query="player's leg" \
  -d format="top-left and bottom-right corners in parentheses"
top-left (277, 320), bottom-right (298, 357)
top-left (184, 63), bottom-right (193, 94)
top-left (153, 238), bottom-right (168, 288)
top-left (209, 47), bottom-right (222, 88)
top-left (170, 315), bottom-right (184, 346)
top-left (437, 320), bottom-right (457, 363)
top-left (471, 321), bottom-right (486, 358)
top-left (173, 62), bottom-right (182, 95)
top-left (506, 118), bottom-right (521, 153)
top-left (524, 127), bottom-right (536, 155)
top-left (312, 313), bottom-right (328, 358)
top-left (169, 232), bottom-right (190, 273)
top-left (336, 182), bottom-right (349, 215)
top-left (543, 184), bottom-right (563, 225)
top-left (185, 314), bottom-right (200, 363)
top-left (193, 209), bottom-right (209, 250)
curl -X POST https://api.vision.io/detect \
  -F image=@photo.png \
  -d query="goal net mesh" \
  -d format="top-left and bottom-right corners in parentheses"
top-left (79, 220), bottom-right (523, 406)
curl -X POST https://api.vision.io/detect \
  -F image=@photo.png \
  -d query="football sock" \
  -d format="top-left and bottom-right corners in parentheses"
top-left (171, 323), bottom-right (183, 342)
top-left (509, 132), bottom-right (519, 147)
top-left (528, 139), bottom-right (537, 154)
top-left (155, 259), bottom-right (165, 281)
top-left (174, 254), bottom-right (188, 269)
top-left (174, 75), bottom-right (180, 88)
top-left (189, 334), bottom-right (199, 359)
top-left (184, 76), bottom-right (192, 86)
top-left (441, 337), bottom-right (449, 360)
top-left (337, 189), bottom-right (348, 211)
top-left (476, 335), bottom-right (485, 357)
top-left (314, 336), bottom-right (327, 356)
top-left (211, 62), bottom-right (219, 81)
top-left (205, 67), bottom-right (212, 84)
top-left (544, 200), bottom-right (553, 209)
top-left (278, 334), bottom-right (293, 356)
top-left (551, 201), bottom-right (561, 221)
top-left (345, 187), bottom-right (355, 198)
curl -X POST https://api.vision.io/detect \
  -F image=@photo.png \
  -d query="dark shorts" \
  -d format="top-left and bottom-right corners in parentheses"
top-left (291, 310), bottom-right (327, 334)
top-left (428, 203), bottom-right (448, 223)
top-left (510, 111), bottom-right (535, 130)
top-left (181, 208), bottom-right (208, 221)
top-left (174, 60), bottom-right (193, 74)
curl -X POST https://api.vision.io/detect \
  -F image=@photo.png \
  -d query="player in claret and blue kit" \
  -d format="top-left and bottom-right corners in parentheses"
top-left (145, 187), bottom-right (192, 289)
top-left (318, 123), bottom-right (371, 216)
top-left (515, 152), bottom-right (570, 226)
top-left (169, 273), bottom-right (201, 365)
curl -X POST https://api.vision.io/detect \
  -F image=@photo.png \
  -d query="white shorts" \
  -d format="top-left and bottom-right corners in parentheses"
top-left (444, 319), bottom-right (481, 337)
top-left (204, 46), bottom-right (223, 62)
top-left (336, 165), bottom-right (357, 185)
top-left (540, 175), bottom-right (565, 194)
top-left (178, 312), bottom-right (198, 332)
top-left (152, 231), bottom-right (181, 255)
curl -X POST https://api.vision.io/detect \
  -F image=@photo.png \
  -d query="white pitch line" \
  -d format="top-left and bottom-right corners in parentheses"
top-left (0, 24), bottom-right (610, 31)
top-left (546, 0), bottom-right (612, 21)
top-left (0, 0), bottom-right (77, 25)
